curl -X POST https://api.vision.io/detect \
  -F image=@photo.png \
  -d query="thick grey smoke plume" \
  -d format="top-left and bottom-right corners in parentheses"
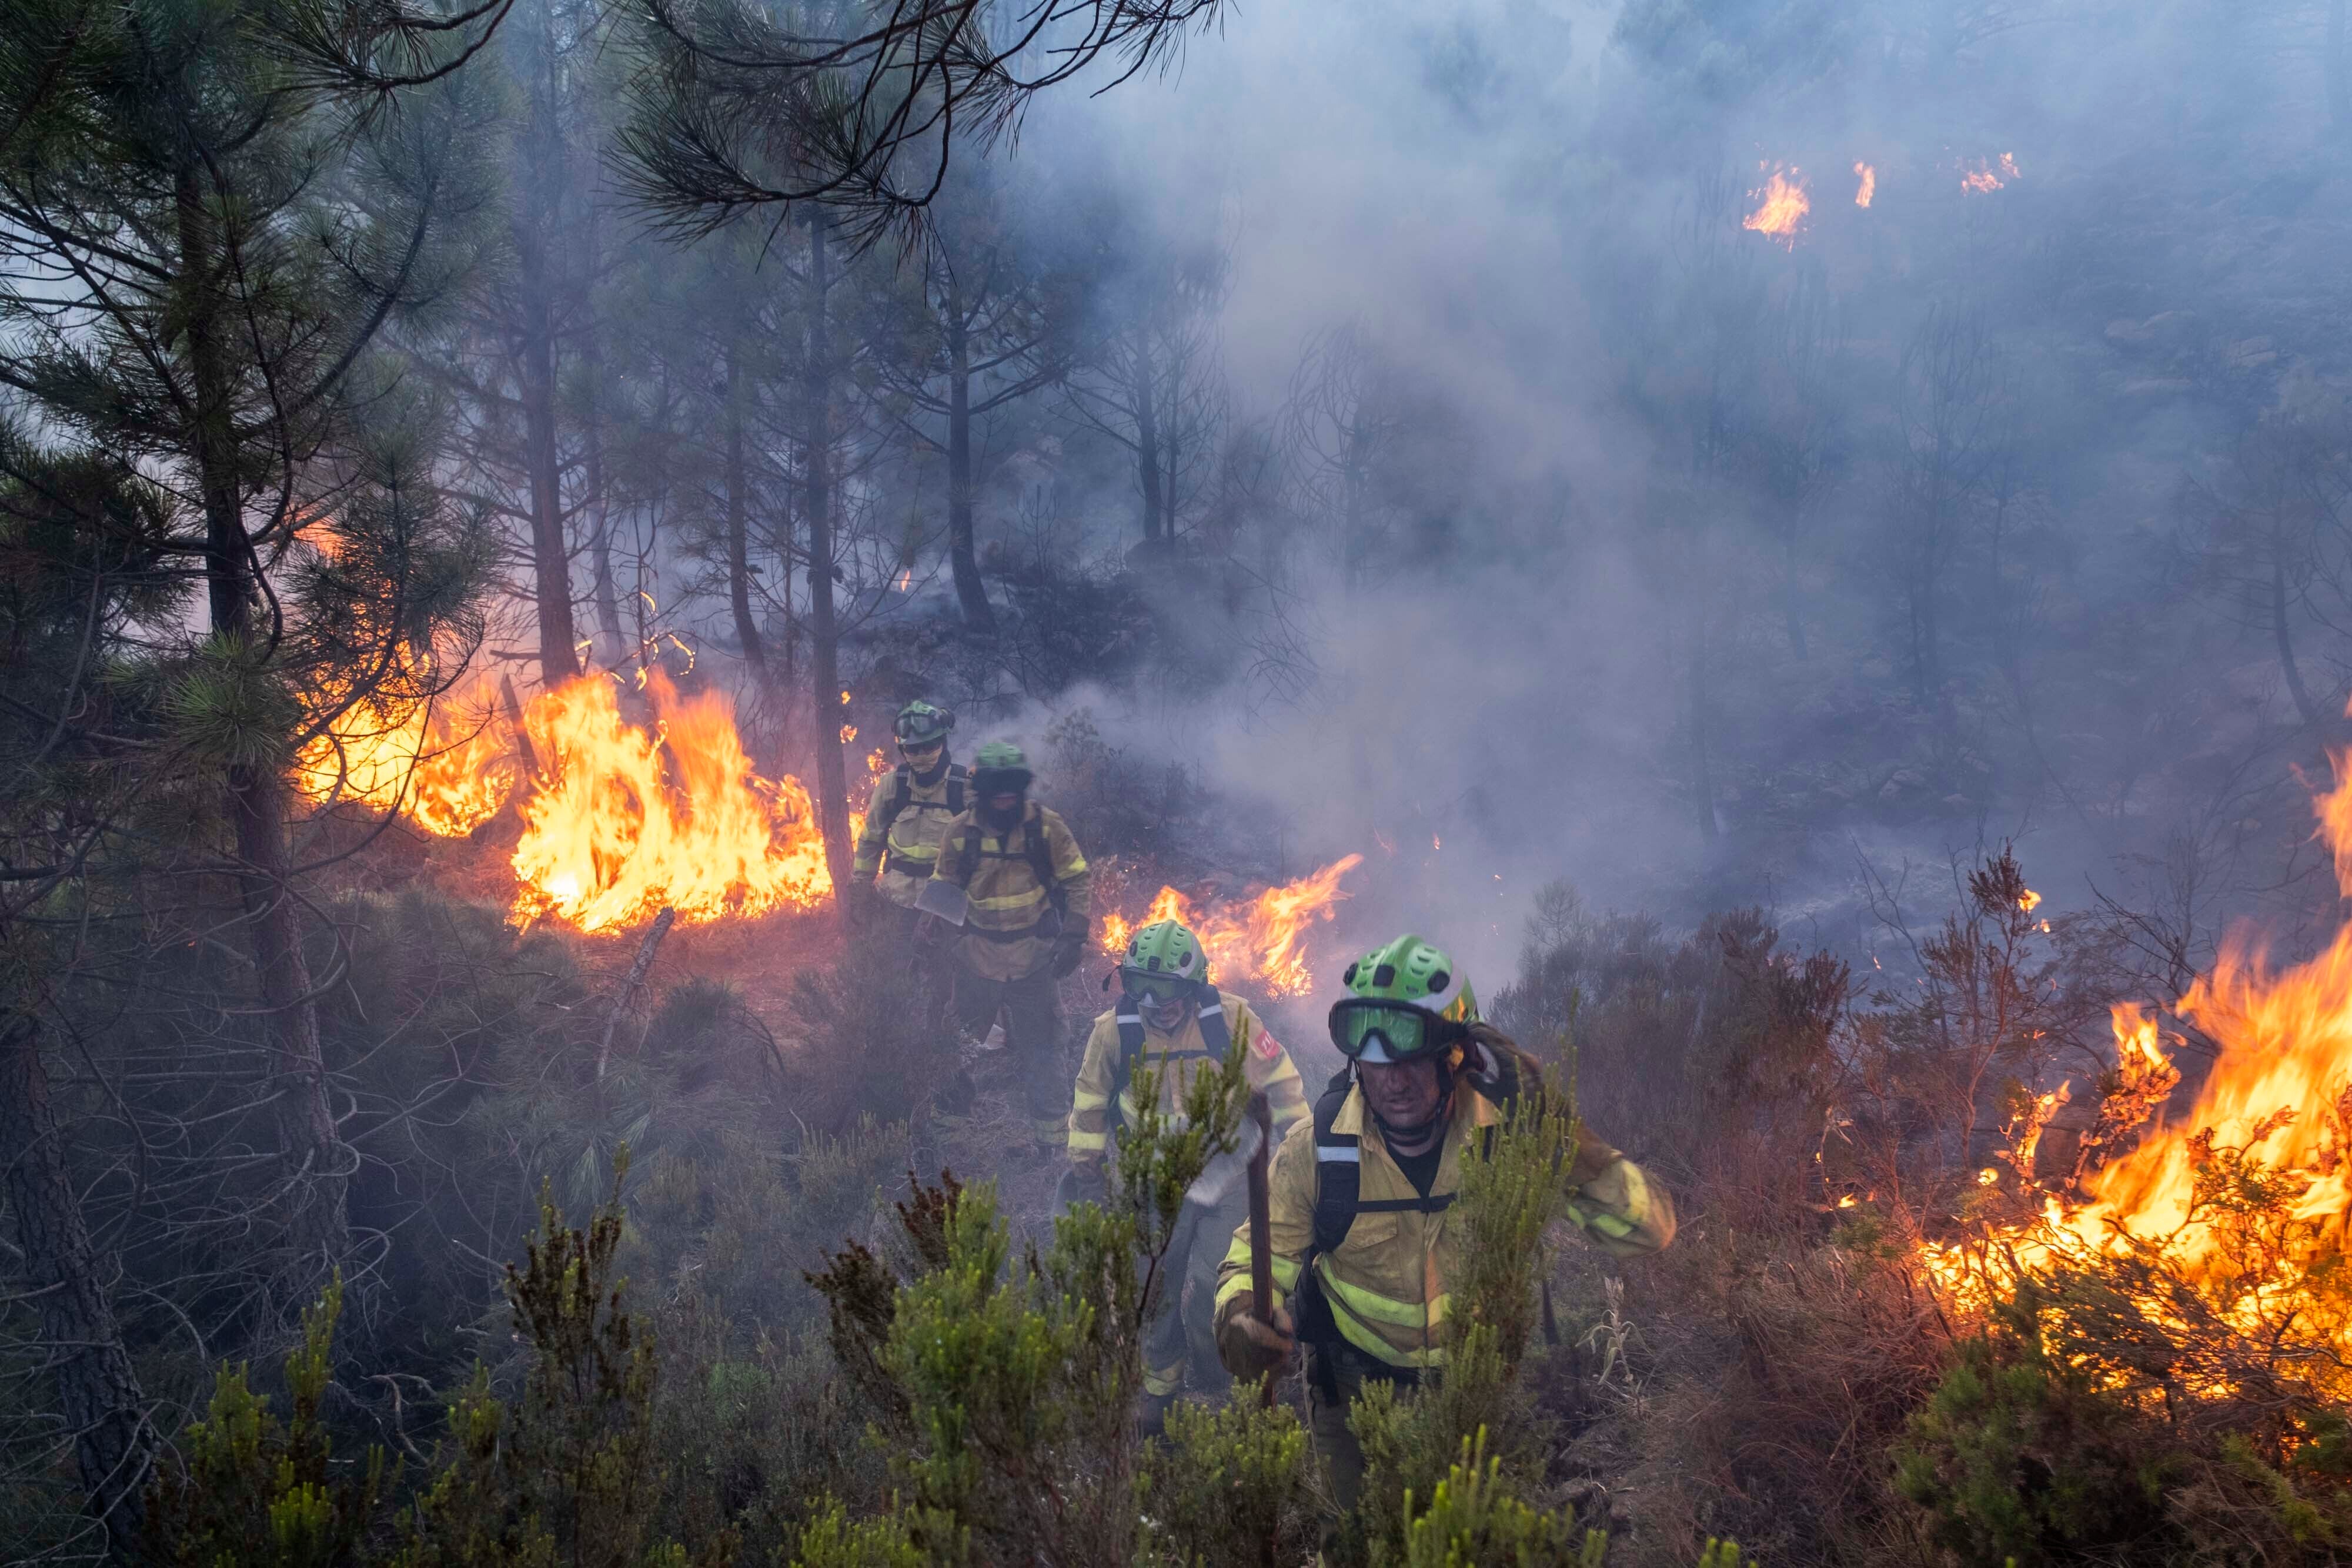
top-left (944, 0), bottom-right (2352, 982)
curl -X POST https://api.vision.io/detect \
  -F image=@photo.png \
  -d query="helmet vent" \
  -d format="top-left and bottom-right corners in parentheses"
top-left (1372, 964), bottom-right (1396, 987)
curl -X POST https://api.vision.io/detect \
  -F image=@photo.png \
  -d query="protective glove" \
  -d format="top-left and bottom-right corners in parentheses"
top-left (1050, 933), bottom-right (1084, 977)
top-left (1216, 1295), bottom-right (1295, 1380)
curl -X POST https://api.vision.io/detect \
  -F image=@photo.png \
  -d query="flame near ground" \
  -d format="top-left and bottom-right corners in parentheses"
top-left (1919, 761), bottom-right (2352, 1373)
top-left (296, 670), bottom-right (851, 933)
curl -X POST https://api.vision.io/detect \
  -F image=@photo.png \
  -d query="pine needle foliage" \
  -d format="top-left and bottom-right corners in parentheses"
top-left (145, 1275), bottom-right (392, 1568)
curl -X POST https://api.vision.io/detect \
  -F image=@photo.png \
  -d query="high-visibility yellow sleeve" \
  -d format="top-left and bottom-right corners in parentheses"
top-left (1066, 1012), bottom-right (1121, 1179)
top-left (1043, 810), bottom-right (1092, 927)
top-left (1566, 1154), bottom-right (1678, 1259)
top-left (851, 775), bottom-right (894, 876)
top-left (1213, 1114), bottom-right (1317, 1338)
top-left (1231, 1001), bottom-right (1311, 1135)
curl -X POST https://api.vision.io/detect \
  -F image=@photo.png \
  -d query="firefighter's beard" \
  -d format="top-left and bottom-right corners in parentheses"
top-left (978, 794), bottom-right (1026, 833)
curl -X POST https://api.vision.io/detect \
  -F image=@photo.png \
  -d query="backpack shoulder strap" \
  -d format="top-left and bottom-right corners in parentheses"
top-left (1307, 1069), bottom-right (1361, 1258)
top-left (872, 766), bottom-right (912, 837)
top-left (1197, 985), bottom-right (1232, 1061)
top-left (1112, 1004), bottom-right (1148, 1109)
top-left (945, 763), bottom-right (967, 815)
top-left (956, 811), bottom-right (981, 883)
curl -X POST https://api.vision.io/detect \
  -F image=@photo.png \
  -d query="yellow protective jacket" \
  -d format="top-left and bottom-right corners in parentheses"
top-left (852, 764), bottom-right (966, 907)
top-left (1214, 1080), bottom-right (1675, 1371)
top-left (926, 803), bottom-right (1092, 982)
top-left (1067, 992), bottom-right (1310, 1177)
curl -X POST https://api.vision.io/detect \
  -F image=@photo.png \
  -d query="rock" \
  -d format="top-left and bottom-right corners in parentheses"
top-left (1942, 793), bottom-right (1974, 810)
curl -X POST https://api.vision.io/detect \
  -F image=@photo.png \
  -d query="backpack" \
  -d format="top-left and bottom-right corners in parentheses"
top-left (872, 762), bottom-right (967, 843)
top-left (953, 801), bottom-right (1067, 931)
top-left (1108, 984), bottom-right (1234, 1123)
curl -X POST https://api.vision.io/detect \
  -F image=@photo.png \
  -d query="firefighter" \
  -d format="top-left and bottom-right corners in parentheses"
top-left (1212, 933), bottom-right (1676, 1520)
top-left (850, 701), bottom-right (966, 930)
top-left (1065, 918), bottom-right (1311, 1432)
top-left (916, 740), bottom-right (1091, 1154)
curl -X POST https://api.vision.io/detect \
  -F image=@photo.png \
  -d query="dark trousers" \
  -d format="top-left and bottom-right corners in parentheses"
top-left (1144, 1185), bottom-right (1250, 1396)
top-left (893, 906), bottom-right (956, 1033)
top-left (951, 964), bottom-right (1065, 1135)
top-left (1305, 1338), bottom-right (1419, 1519)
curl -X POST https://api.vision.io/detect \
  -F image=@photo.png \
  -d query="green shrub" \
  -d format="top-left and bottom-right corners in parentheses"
top-left (145, 1276), bottom-right (392, 1567)
top-left (1391, 1430), bottom-right (1603, 1568)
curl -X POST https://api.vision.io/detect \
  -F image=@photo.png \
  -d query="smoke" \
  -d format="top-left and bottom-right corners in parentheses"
top-left (965, 0), bottom-right (2352, 981)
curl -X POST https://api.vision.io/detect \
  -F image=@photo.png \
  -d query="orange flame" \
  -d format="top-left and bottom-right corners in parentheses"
top-left (510, 671), bottom-right (834, 932)
top-left (293, 680), bottom-right (517, 837)
top-left (1960, 153), bottom-right (2019, 193)
top-left (1096, 854), bottom-right (1364, 997)
top-left (897, 569), bottom-right (913, 592)
top-left (1853, 161), bottom-right (1876, 208)
top-left (1920, 761), bottom-right (2352, 1349)
top-left (1742, 164), bottom-right (1810, 249)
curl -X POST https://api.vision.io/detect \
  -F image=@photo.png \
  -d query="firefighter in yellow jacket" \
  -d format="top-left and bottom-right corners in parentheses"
top-left (917, 741), bottom-right (1091, 1153)
top-left (1065, 918), bottom-right (1311, 1431)
top-left (851, 701), bottom-right (967, 920)
top-left (1213, 933), bottom-right (1676, 1517)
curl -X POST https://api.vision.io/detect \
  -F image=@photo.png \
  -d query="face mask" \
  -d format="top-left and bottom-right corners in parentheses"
top-left (980, 795), bottom-right (1025, 831)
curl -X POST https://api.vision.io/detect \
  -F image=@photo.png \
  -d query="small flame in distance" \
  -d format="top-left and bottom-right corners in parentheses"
top-left (1097, 855), bottom-right (1364, 997)
top-left (1853, 161), bottom-right (1876, 208)
top-left (1743, 163), bottom-right (1810, 249)
top-left (1960, 153), bottom-right (2019, 193)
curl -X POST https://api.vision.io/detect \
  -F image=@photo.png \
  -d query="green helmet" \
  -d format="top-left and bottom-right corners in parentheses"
top-left (1121, 919), bottom-right (1208, 999)
top-left (1327, 934), bottom-right (1479, 1064)
top-left (971, 739), bottom-right (1032, 795)
top-left (894, 700), bottom-right (954, 747)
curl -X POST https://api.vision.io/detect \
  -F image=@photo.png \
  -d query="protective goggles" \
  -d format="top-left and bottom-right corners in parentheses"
top-left (893, 710), bottom-right (951, 743)
top-left (1122, 973), bottom-right (1194, 1005)
top-left (1327, 998), bottom-right (1464, 1064)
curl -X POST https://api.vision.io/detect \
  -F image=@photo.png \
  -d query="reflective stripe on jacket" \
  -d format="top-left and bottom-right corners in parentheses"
top-left (1067, 994), bottom-right (1309, 1173)
top-left (852, 770), bottom-right (963, 908)
top-left (927, 804), bottom-right (1091, 981)
top-left (1212, 1083), bottom-right (1676, 1371)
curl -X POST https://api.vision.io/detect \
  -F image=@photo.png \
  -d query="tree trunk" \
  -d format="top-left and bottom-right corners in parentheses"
top-left (1782, 522), bottom-right (1809, 659)
top-left (580, 268), bottom-right (626, 664)
top-left (946, 295), bottom-right (996, 631)
top-left (803, 214), bottom-right (853, 915)
top-left (725, 342), bottom-right (770, 686)
top-left (519, 277), bottom-right (579, 690)
top-left (1134, 333), bottom-right (1164, 544)
top-left (177, 162), bottom-right (349, 1273)
top-left (0, 1014), bottom-right (153, 1559)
